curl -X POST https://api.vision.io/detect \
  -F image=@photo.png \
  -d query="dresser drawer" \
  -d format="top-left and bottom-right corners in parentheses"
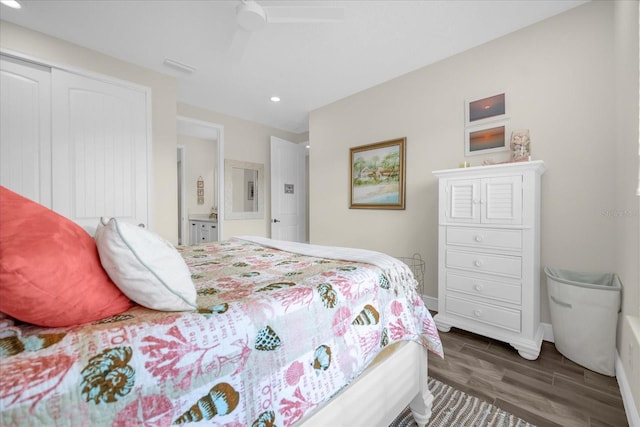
top-left (446, 227), bottom-right (522, 251)
top-left (446, 272), bottom-right (521, 305)
top-left (446, 249), bottom-right (521, 278)
top-left (446, 295), bottom-right (521, 333)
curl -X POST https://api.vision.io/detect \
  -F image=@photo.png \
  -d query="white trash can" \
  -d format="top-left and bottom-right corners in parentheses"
top-left (544, 267), bottom-right (621, 376)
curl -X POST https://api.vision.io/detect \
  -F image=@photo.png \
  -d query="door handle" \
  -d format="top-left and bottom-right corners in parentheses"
top-left (272, 219), bottom-right (281, 223)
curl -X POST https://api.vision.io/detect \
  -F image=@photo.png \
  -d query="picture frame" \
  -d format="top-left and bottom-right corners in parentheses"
top-left (465, 121), bottom-right (509, 156)
top-left (465, 92), bottom-right (508, 126)
top-left (247, 180), bottom-right (254, 200)
top-left (350, 137), bottom-right (406, 210)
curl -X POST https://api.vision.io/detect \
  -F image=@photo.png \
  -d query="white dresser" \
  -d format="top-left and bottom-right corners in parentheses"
top-left (189, 216), bottom-right (218, 245)
top-left (432, 160), bottom-right (546, 360)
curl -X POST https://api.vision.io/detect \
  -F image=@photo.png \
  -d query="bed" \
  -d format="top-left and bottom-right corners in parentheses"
top-left (0, 188), bottom-right (443, 426)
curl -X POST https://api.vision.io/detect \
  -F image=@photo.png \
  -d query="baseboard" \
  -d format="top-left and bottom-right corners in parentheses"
top-left (425, 295), bottom-right (637, 425)
top-left (541, 322), bottom-right (554, 342)
top-left (616, 351), bottom-right (640, 427)
top-left (421, 294), bottom-right (438, 312)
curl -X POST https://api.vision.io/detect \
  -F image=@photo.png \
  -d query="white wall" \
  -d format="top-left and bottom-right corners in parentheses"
top-left (309, 0), bottom-right (639, 415)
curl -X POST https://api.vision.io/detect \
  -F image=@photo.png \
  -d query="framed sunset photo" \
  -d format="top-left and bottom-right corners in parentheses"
top-left (465, 121), bottom-right (509, 156)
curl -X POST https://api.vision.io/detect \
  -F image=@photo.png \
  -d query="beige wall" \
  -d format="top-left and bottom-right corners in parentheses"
top-left (0, 20), bottom-right (179, 242)
top-left (310, 0), bottom-right (639, 413)
top-left (177, 103), bottom-right (306, 239)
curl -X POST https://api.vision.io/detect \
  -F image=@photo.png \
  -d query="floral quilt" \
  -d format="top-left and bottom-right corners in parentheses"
top-left (0, 238), bottom-right (442, 426)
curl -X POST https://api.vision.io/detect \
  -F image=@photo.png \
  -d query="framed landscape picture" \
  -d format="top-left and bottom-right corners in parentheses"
top-left (350, 138), bottom-right (406, 209)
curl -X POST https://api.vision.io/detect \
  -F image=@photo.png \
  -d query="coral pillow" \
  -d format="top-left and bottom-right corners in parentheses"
top-left (94, 217), bottom-right (197, 311)
top-left (0, 186), bottom-right (132, 327)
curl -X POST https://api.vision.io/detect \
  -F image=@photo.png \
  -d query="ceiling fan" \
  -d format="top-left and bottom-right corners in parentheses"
top-left (229, 0), bottom-right (344, 59)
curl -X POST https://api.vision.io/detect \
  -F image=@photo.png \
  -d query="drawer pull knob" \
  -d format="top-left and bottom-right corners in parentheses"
top-left (473, 309), bottom-right (483, 317)
top-left (474, 260), bottom-right (483, 267)
top-left (474, 284), bottom-right (483, 292)
top-left (474, 235), bottom-right (484, 242)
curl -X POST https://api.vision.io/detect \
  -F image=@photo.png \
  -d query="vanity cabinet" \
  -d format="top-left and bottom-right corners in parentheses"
top-left (190, 219), bottom-right (218, 245)
top-left (433, 161), bottom-right (545, 360)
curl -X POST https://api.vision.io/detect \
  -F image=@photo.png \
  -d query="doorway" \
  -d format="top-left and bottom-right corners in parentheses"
top-left (176, 117), bottom-right (224, 243)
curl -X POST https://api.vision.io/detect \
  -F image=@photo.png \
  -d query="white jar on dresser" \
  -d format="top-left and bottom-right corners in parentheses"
top-left (432, 160), bottom-right (546, 360)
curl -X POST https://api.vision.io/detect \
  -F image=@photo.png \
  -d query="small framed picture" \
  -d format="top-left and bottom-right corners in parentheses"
top-left (465, 92), bottom-right (507, 126)
top-left (247, 180), bottom-right (254, 200)
top-left (465, 121), bottom-right (509, 156)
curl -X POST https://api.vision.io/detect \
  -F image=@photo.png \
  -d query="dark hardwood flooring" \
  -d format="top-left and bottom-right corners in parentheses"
top-left (427, 324), bottom-right (628, 427)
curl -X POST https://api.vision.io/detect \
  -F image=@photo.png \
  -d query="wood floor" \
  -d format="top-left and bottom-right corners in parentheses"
top-left (427, 325), bottom-right (629, 427)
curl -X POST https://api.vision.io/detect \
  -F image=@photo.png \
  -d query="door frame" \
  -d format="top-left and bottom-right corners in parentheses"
top-left (176, 116), bottom-right (225, 241)
top-left (270, 136), bottom-right (307, 242)
top-left (177, 145), bottom-right (186, 245)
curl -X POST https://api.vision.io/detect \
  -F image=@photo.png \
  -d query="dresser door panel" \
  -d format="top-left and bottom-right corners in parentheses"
top-left (481, 175), bottom-right (522, 224)
top-left (445, 179), bottom-right (479, 223)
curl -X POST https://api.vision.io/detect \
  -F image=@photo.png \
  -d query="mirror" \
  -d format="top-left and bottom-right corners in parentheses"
top-left (224, 159), bottom-right (264, 220)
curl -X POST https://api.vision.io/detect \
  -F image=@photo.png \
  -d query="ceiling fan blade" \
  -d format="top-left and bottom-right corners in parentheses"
top-left (264, 6), bottom-right (344, 23)
top-left (228, 28), bottom-right (252, 60)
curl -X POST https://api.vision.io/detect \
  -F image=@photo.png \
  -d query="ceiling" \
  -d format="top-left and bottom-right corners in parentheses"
top-left (0, 0), bottom-right (588, 134)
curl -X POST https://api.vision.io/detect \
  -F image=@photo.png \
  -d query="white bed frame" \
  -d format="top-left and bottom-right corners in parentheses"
top-left (299, 340), bottom-right (432, 427)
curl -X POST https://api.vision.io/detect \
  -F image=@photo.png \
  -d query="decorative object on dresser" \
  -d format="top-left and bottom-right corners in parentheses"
top-left (432, 160), bottom-right (546, 360)
top-left (510, 129), bottom-right (531, 162)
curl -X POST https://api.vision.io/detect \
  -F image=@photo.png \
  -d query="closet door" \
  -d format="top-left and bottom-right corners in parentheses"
top-left (52, 69), bottom-right (149, 229)
top-left (0, 57), bottom-right (52, 207)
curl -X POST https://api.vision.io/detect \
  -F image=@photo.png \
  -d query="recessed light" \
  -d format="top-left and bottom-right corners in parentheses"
top-left (270, 96), bottom-right (281, 103)
top-left (1, 0), bottom-right (21, 9)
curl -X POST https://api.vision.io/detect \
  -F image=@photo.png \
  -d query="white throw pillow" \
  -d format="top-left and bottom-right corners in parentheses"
top-left (95, 217), bottom-right (197, 311)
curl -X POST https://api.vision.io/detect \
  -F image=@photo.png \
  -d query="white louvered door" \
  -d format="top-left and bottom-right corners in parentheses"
top-left (481, 176), bottom-right (522, 224)
top-left (0, 57), bottom-right (52, 206)
top-left (445, 179), bottom-right (479, 223)
top-left (52, 69), bottom-right (149, 229)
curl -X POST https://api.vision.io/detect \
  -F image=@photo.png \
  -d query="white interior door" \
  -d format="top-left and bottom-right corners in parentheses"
top-left (270, 136), bottom-right (306, 242)
top-left (52, 69), bottom-right (149, 229)
top-left (0, 56), bottom-right (52, 207)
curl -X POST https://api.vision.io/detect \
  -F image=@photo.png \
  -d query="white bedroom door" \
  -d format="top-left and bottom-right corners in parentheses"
top-left (270, 136), bottom-right (306, 242)
top-left (0, 56), bottom-right (52, 207)
top-left (52, 69), bottom-right (149, 230)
